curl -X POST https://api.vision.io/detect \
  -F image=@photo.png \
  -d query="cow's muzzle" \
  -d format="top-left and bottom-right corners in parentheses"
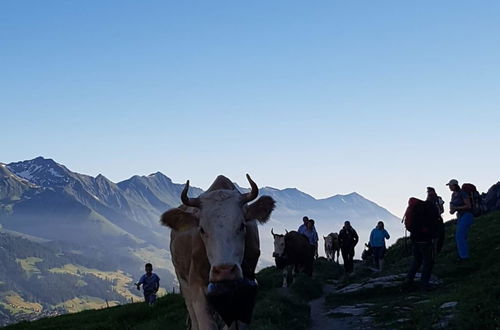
top-left (210, 264), bottom-right (242, 282)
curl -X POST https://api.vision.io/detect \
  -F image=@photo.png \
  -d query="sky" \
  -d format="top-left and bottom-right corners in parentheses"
top-left (1, 1), bottom-right (499, 219)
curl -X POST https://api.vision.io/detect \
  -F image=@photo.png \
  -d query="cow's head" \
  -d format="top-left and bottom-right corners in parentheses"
top-left (323, 235), bottom-right (333, 250)
top-left (271, 229), bottom-right (286, 258)
top-left (161, 174), bottom-right (275, 283)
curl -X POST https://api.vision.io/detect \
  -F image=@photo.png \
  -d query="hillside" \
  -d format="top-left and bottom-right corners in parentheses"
top-left (5, 211), bottom-right (499, 329)
top-left (0, 156), bottom-right (401, 326)
top-left (0, 230), bottom-right (153, 327)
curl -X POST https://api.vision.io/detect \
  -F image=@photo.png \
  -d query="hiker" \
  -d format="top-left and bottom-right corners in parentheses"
top-left (447, 179), bottom-right (473, 260)
top-left (136, 263), bottom-right (160, 306)
top-left (302, 219), bottom-right (319, 260)
top-left (338, 221), bottom-right (359, 274)
top-left (426, 187), bottom-right (445, 254)
top-left (403, 198), bottom-right (441, 291)
top-left (369, 221), bottom-right (390, 271)
top-left (298, 216), bottom-right (309, 234)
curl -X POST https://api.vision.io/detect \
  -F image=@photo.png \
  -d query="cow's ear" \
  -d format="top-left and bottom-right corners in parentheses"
top-left (245, 196), bottom-right (275, 224)
top-left (160, 208), bottom-right (199, 231)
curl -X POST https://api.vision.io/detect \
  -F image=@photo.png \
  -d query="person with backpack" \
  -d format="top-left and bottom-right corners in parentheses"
top-left (447, 179), bottom-right (474, 260)
top-left (369, 221), bottom-right (390, 271)
top-left (402, 197), bottom-right (441, 291)
top-left (338, 221), bottom-right (359, 274)
top-left (426, 187), bottom-right (445, 254)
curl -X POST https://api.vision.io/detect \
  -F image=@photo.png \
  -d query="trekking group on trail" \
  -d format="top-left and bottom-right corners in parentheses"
top-left (275, 178), bottom-right (480, 292)
top-left (145, 178), bottom-right (481, 305)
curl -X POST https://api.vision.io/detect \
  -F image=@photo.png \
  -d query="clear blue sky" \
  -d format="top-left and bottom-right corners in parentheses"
top-left (1, 1), bottom-right (499, 218)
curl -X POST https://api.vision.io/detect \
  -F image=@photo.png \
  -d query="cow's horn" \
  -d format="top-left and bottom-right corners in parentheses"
top-left (181, 180), bottom-right (201, 208)
top-left (271, 228), bottom-right (275, 237)
top-left (285, 229), bottom-right (289, 234)
top-left (241, 174), bottom-right (258, 203)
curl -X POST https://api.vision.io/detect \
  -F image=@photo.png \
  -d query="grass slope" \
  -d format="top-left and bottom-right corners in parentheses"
top-left (327, 211), bottom-right (500, 329)
top-left (4, 212), bottom-right (499, 329)
top-left (2, 294), bottom-right (187, 330)
top-left (2, 258), bottom-right (342, 330)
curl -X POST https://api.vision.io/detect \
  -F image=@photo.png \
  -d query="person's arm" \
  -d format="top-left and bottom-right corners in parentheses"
top-left (452, 192), bottom-right (472, 213)
top-left (384, 230), bottom-right (390, 239)
top-left (369, 230), bottom-right (374, 246)
top-left (155, 275), bottom-right (160, 292)
top-left (353, 230), bottom-right (359, 245)
top-left (136, 275), bottom-right (144, 290)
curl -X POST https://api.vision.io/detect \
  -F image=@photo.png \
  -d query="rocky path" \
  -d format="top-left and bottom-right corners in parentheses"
top-left (309, 284), bottom-right (360, 330)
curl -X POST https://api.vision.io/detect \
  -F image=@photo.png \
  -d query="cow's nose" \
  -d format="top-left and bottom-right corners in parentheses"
top-left (210, 264), bottom-right (240, 282)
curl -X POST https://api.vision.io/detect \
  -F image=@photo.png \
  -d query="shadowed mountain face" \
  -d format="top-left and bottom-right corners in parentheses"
top-left (0, 156), bottom-right (402, 325)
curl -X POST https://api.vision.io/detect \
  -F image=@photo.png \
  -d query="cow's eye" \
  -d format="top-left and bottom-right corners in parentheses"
top-left (199, 227), bottom-right (205, 235)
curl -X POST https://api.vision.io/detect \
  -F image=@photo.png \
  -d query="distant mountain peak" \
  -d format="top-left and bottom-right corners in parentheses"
top-left (6, 156), bottom-right (70, 187)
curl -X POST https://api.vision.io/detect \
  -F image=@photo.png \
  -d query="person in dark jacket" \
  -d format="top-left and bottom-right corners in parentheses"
top-left (403, 199), bottom-right (441, 291)
top-left (426, 187), bottom-right (445, 254)
top-left (338, 221), bottom-right (359, 274)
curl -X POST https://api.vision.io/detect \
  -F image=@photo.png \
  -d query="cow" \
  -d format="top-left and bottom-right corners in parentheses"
top-left (161, 175), bottom-right (275, 330)
top-left (271, 229), bottom-right (313, 287)
top-left (323, 232), bottom-right (340, 263)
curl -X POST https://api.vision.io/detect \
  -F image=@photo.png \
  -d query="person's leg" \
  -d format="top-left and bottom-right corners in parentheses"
top-left (373, 247), bottom-right (380, 269)
top-left (348, 248), bottom-right (355, 273)
top-left (341, 248), bottom-right (349, 272)
top-left (456, 213), bottom-right (473, 259)
top-left (420, 242), bottom-right (434, 288)
top-left (406, 243), bottom-right (423, 283)
top-left (379, 247), bottom-right (385, 271)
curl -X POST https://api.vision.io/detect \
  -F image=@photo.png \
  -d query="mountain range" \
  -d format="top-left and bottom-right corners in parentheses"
top-left (0, 156), bottom-right (401, 326)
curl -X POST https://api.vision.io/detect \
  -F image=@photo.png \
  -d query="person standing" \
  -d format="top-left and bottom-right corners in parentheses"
top-left (447, 179), bottom-right (473, 260)
top-left (298, 216), bottom-right (309, 234)
top-left (136, 263), bottom-right (160, 306)
top-left (369, 221), bottom-right (390, 271)
top-left (338, 221), bottom-right (359, 274)
top-left (302, 219), bottom-right (319, 263)
top-left (426, 187), bottom-right (445, 254)
top-left (403, 198), bottom-right (441, 291)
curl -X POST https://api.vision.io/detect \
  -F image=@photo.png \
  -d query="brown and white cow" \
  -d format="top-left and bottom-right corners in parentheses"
top-left (161, 175), bottom-right (275, 330)
top-left (272, 229), bottom-right (313, 287)
top-left (324, 232), bottom-right (340, 263)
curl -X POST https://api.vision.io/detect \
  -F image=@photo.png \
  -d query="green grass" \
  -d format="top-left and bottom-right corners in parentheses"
top-left (326, 211), bottom-right (500, 329)
top-left (6, 212), bottom-right (499, 329)
top-left (2, 294), bottom-right (187, 330)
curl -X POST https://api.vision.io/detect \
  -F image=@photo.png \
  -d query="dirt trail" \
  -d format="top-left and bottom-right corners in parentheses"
top-left (309, 284), bottom-right (353, 330)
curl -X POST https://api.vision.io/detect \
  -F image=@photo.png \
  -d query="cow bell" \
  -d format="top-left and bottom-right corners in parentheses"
top-left (206, 278), bottom-right (258, 326)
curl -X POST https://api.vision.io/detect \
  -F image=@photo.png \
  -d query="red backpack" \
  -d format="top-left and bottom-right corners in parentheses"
top-left (403, 197), bottom-right (439, 235)
top-left (403, 197), bottom-right (421, 232)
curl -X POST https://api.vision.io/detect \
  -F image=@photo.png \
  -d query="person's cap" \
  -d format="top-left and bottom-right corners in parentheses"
top-left (344, 220), bottom-right (350, 226)
top-left (446, 179), bottom-right (459, 186)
